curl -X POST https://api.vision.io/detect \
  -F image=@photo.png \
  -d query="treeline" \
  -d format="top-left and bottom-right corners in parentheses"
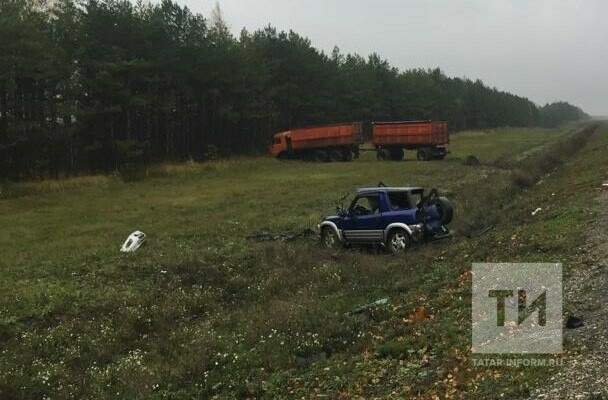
top-left (539, 102), bottom-right (589, 128)
top-left (0, 0), bottom-right (588, 179)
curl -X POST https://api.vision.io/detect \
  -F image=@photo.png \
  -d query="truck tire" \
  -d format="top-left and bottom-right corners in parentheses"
top-left (391, 148), bottom-right (404, 161)
top-left (320, 227), bottom-right (341, 249)
top-left (314, 150), bottom-right (328, 162)
top-left (329, 149), bottom-right (344, 162)
top-left (377, 149), bottom-right (391, 161)
top-left (386, 228), bottom-right (410, 254)
top-left (417, 148), bottom-right (431, 161)
top-left (342, 150), bottom-right (353, 162)
top-left (430, 196), bottom-right (454, 224)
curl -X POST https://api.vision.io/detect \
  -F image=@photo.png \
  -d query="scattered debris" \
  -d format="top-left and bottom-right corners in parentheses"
top-left (464, 155), bottom-right (481, 166)
top-left (120, 230), bottom-right (146, 252)
top-left (602, 182), bottom-right (608, 187)
top-left (413, 306), bottom-right (429, 321)
top-left (566, 316), bottom-right (584, 329)
top-left (466, 225), bottom-right (495, 239)
top-left (348, 297), bottom-right (389, 315)
top-left (531, 207), bottom-right (543, 216)
top-left (247, 228), bottom-right (316, 243)
top-left (295, 351), bottom-right (327, 368)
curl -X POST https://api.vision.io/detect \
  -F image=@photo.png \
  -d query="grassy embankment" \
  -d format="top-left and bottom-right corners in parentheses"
top-left (0, 124), bottom-right (605, 399)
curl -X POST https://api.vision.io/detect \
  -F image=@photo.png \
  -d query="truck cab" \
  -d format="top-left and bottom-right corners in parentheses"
top-left (269, 131), bottom-right (290, 159)
top-left (318, 187), bottom-right (453, 253)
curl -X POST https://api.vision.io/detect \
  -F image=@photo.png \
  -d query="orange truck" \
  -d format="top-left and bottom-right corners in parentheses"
top-left (372, 121), bottom-right (449, 161)
top-left (269, 122), bottom-right (362, 162)
top-left (269, 120), bottom-right (449, 162)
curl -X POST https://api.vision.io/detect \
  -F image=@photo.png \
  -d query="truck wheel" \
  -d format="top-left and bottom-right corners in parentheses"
top-left (387, 229), bottom-right (410, 254)
top-left (320, 227), bottom-right (340, 249)
top-left (314, 150), bottom-right (328, 162)
top-left (329, 149), bottom-right (344, 162)
top-left (377, 149), bottom-right (391, 161)
top-left (430, 196), bottom-right (454, 224)
top-left (391, 149), bottom-right (404, 161)
top-left (342, 150), bottom-right (353, 162)
top-left (417, 148), bottom-right (431, 161)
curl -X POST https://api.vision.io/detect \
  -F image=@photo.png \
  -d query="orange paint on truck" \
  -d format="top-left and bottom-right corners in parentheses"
top-left (269, 122), bottom-right (362, 160)
top-left (372, 121), bottom-right (449, 147)
top-left (372, 120), bottom-right (449, 161)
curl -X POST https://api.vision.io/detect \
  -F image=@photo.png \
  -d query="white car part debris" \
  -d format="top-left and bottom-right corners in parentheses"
top-left (348, 298), bottom-right (389, 315)
top-left (121, 231), bottom-right (146, 252)
top-left (531, 207), bottom-right (542, 216)
top-left (602, 182), bottom-right (608, 187)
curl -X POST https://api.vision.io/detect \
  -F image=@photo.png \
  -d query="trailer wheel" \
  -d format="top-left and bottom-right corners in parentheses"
top-left (377, 149), bottom-right (391, 161)
top-left (329, 149), bottom-right (344, 162)
top-left (391, 148), bottom-right (404, 161)
top-left (313, 150), bottom-right (328, 162)
top-left (417, 148), bottom-right (431, 161)
top-left (342, 150), bottom-right (353, 162)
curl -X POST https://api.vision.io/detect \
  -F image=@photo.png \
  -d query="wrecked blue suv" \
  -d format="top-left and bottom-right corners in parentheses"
top-left (318, 186), bottom-right (453, 253)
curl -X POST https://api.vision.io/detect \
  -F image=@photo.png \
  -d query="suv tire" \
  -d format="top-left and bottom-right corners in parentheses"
top-left (387, 229), bottom-right (410, 254)
top-left (321, 227), bottom-right (341, 249)
top-left (430, 196), bottom-right (454, 224)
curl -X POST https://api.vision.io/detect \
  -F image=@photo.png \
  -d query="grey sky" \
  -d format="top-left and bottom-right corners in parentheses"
top-left (182, 0), bottom-right (608, 115)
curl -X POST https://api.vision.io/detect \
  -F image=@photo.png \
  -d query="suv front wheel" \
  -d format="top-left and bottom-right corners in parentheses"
top-left (320, 227), bottom-right (341, 249)
top-left (387, 229), bottom-right (410, 254)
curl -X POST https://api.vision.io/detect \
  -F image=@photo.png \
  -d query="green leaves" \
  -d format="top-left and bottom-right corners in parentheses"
top-left (0, 0), bottom-right (587, 179)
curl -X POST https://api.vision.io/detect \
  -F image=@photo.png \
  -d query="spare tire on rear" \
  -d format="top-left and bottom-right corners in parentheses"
top-left (430, 196), bottom-right (454, 224)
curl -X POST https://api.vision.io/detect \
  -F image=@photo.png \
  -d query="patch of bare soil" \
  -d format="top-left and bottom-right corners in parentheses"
top-left (530, 190), bottom-right (608, 400)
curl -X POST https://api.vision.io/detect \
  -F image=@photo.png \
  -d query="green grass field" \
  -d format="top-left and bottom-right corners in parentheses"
top-left (1, 124), bottom-right (606, 399)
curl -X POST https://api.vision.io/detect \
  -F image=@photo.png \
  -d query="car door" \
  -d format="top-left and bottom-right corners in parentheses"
top-left (342, 194), bottom-right (384, 243)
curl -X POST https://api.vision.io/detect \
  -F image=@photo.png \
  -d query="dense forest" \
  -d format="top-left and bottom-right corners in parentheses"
top-left (0, 0), bottom-right (589, 179)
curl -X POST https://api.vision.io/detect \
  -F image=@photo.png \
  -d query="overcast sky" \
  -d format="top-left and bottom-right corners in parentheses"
top-left (181, 0), bottom-right (608, 115)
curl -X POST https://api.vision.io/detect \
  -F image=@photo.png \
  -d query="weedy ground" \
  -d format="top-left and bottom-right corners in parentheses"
top-left (0, 124), bottom-right (606, 399)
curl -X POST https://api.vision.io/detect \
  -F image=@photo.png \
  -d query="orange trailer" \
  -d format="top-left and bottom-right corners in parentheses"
top-left (372, 121), bottom-right (449, 161)
top-left (269, 122), bottom-right (362, 162)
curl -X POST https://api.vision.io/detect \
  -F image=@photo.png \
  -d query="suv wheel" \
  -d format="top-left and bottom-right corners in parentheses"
top-left (321, 227), bottom-right (340, 249)
top-left (387, 229), bottom-right (410, 254)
